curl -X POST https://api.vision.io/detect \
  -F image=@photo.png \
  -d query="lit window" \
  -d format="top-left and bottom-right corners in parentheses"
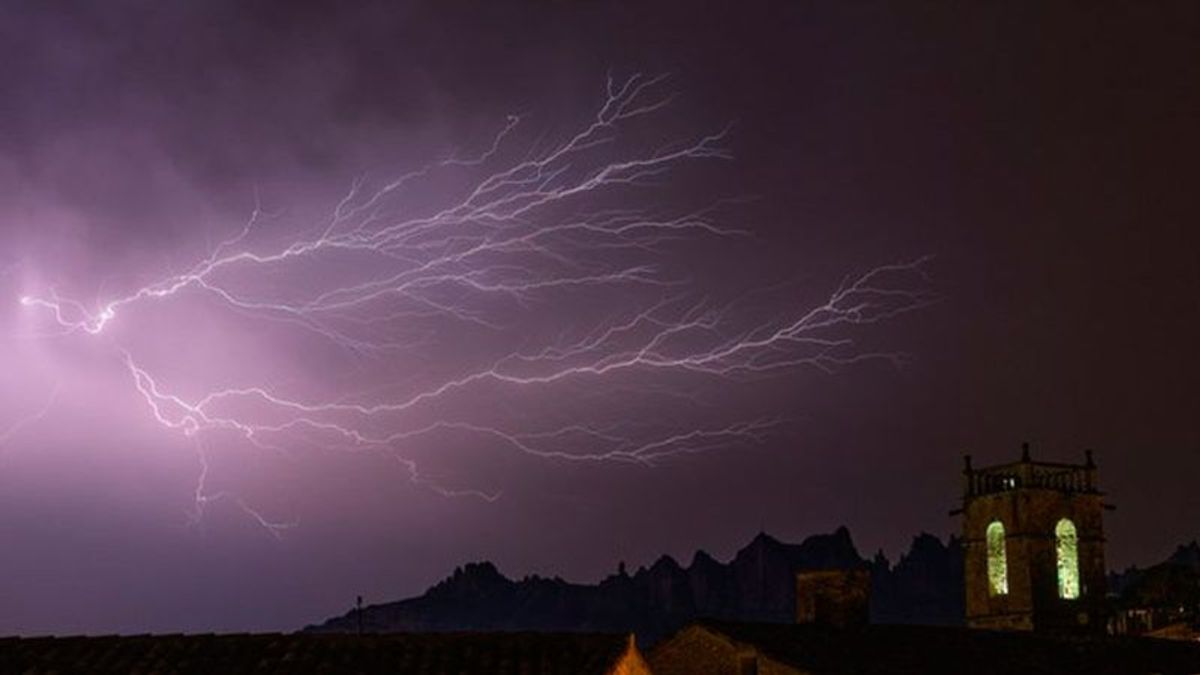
top-left (1056, 519), bottom-right (1080, 599)
top-left (986, 521), bottom-right (1009, 596)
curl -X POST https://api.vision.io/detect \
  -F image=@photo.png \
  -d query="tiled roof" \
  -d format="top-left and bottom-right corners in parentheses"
top-left (691, 621), bottom-right (1200, 675)
top-left (0, 631), bottom-right (632, 675)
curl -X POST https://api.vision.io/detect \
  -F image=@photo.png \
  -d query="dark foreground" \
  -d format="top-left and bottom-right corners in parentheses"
top-left (653, 622), bottom-right (1200, 675)
top-left (1, 623), bottom-right (1199, 674)
top-left (0, 631), bottom-right (641, 675)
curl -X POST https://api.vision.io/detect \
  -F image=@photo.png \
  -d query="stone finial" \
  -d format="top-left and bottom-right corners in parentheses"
top-left (963, 454), bottom-right (973, 472)
top-left (1021, 441), bottom-right (1031, 462)
top-left (1085, 448), bottom-right (1095, 468)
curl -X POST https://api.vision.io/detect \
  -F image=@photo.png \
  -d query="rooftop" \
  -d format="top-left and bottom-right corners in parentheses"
top-left (681, 621), bottom-right (1200, 675)
top-left (0, 631), bottom-right (634, 675)
top-left (962, 442), bottom-right (1102, 499)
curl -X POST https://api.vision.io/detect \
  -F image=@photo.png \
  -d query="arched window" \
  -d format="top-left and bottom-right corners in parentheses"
top-left (1056, 519), bottom-right (1080, 599)
top-left (986, 521), bottom-right (1009, 596)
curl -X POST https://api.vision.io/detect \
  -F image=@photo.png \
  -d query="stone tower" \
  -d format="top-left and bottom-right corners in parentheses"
top-left (958, 442), bottom-right (1108, 632)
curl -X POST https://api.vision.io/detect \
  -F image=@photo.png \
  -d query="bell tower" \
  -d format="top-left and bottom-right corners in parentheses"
top-left (957, 442), bottom-right (1108, 632)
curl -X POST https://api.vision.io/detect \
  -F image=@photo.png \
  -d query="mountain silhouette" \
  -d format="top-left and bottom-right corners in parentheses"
top-left (1109, 540), bottom-right (1200, 613)
top-left (305, 527), bottom-right (963, 642)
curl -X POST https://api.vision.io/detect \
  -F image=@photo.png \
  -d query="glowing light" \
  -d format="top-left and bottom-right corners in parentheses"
top-left (15, 74), bottom-right (936, 534)
top-left (986, 520), bottom-right (1009, 596)
top-left (1056, 518), bottom-right (1080, 599)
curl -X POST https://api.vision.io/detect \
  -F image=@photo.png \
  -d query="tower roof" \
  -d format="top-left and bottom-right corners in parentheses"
top-left (962, 442), bottom-right (1101, 499)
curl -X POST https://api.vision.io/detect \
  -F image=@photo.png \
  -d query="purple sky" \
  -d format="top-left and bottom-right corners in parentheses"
top-left (0, 2), bottom-right (1197, 634)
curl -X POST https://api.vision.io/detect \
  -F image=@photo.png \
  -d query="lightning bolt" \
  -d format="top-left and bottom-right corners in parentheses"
top-left (18, 74), bottom-right (936, 535)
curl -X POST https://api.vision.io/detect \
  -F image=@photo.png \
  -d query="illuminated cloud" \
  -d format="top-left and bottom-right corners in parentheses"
top-left (16, 74), bottom-right (935, 533)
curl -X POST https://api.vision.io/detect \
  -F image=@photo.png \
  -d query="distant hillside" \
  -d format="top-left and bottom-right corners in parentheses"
top-left (305, 527), bottom-right (964, 642)
top-left (1110, 541), bottom-right (1200, 609)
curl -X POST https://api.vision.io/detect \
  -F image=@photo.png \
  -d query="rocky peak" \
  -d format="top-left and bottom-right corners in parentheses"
top-left (428, 561), bottom-right (511, 598)
top-left (792, 525), bottom-right (863, 569)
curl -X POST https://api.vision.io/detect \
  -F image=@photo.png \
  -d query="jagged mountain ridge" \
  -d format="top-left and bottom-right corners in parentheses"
top-left (305, 527), bottom-right (964, 641)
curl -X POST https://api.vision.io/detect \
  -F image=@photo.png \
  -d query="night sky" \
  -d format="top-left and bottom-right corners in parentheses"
top-left (0, 1), bottom-right (1197, 635)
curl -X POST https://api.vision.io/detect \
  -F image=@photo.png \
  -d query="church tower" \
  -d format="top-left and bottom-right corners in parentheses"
top-left (958, 442), bottom-right (1108, 632)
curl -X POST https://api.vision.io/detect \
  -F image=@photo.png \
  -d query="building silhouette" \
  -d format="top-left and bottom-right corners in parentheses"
top-left (957, 442), bottom-right (1108, 632)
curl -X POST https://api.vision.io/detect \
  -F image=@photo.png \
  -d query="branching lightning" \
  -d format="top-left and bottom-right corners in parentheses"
top-left (17, 74), bottom-right (936, 534)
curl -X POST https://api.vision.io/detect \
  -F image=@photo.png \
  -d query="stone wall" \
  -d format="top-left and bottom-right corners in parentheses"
top-left (962, 460), bottom-right (1107, 633)
top-left (795, 569), bottom-right (870, 628)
